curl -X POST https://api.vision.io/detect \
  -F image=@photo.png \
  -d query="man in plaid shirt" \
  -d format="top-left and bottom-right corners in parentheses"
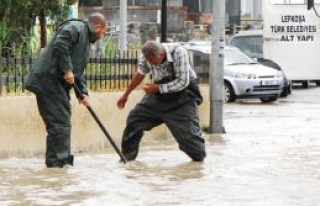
top-left (117, 41), bottom-right (206, 162)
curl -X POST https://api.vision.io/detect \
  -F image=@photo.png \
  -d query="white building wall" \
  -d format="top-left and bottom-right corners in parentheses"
top-left (241, 0), bottom-right (262, 18)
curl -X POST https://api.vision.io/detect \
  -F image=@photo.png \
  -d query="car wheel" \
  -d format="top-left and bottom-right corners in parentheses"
top-left (280, 86), bottom-right (290, 97)
top-left (224, 82), bottom-right (236, 103)
top-left (302, 80), bottom-right (309, 88)
top-left (280, 90), bottom-right (288, 98)
top-left (260, 96), bottom-right (278, 103)
top-left (288, 82), bottom-right (292, 95)
top-left (315, 80), bottom-right (320, 86)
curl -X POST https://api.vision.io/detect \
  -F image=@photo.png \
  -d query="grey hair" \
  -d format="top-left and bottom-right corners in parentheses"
top-left (141, 41), bottom-right (162, 57)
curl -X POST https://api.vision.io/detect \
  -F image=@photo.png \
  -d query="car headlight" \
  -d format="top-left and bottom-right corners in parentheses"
top-left (275, 71), bottom-right (284, 78)
top-left (235, 73), bottom-right (257, 79)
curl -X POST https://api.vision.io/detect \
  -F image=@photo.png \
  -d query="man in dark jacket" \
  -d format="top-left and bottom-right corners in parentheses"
top-left (117, 41), bottom-right (206, 162)
top-left (25, 12), bottom-right (107, 168)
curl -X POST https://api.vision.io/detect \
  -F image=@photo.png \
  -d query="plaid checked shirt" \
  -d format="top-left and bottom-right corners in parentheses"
top-left (137, 45), bottom-right (197, 94)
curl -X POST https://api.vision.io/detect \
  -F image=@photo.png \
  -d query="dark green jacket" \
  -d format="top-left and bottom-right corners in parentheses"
top-left (26, 19), bottom-right (94, 95)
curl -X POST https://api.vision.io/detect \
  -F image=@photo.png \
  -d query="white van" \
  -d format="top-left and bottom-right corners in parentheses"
top-left (262, 0), bottom-right (320, 88)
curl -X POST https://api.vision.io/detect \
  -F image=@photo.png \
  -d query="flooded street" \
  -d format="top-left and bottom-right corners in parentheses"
top-left (1, 86), bottom-right (320, 206)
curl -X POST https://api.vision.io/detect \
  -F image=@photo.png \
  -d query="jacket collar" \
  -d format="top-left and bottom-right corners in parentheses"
top-left (83, 20), bottom-right (95, 36)
top-left (162, 44), bottom-right (175, 63)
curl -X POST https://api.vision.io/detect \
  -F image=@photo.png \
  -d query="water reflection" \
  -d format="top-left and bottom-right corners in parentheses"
top-left (0, 158), bottom-right (99, 206)
top-left (207, 134), bottom-right (225, 144)
top-left (0, 152), bottom-right (210, 206)
top-left (125, 160), bottom-right (205, 182)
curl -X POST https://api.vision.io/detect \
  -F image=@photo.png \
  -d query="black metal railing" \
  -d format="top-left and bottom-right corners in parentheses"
top-left (84, 52), bottom-right (138, 91)
top-left (0, 51), bottom-right (139, 95)
top-left (0, 50), bottom-right (210, 96)
top-left (0, 57), bottom-right (34, 95)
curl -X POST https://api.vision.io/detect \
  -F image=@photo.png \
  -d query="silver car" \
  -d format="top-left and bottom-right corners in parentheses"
top-left (223, 47), bottom-right (284, 102)
top-left (183, 42), bottom-right (284, 103)
top-left (230, 30), bottom-right (292, 95)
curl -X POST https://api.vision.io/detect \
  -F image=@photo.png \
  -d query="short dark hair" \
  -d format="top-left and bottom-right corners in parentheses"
top-left (88, 12), bottom-right (107, 27)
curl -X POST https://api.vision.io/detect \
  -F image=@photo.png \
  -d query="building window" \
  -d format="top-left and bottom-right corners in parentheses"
top-left (133, 0), bottom-right (182, 6)
top-left (79, 0), bottom-right (103, 6)
top-left (134, 0), bottom-right (158, 6)
top-left (168, 0), bottom-right (183, 6)
top-left (271, 0), bottom-right (320, 4)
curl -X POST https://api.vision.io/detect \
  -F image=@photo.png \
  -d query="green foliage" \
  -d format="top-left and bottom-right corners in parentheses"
top-left (201, 125), bottom-right (210, 133)
top-left (128, 41), bottom-right (143, 51)
top-left (104, 36), bottom-right (117, 57)
top-left (0, 0), bottom-right (77, 55)
top-left (0, 21), bottom-right (11, 56)
top-left (0, 21), bottom-right (10, 45)
top-left (15, 29), bottom-right (40, 57)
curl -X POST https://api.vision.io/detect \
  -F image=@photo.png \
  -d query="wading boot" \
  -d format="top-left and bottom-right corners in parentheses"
top-left (46, 155), bottom-right (74, 168)
top-left (66, 154), bottom-right (74, 166)
top-left (46, 162), bottom-right (64, 168)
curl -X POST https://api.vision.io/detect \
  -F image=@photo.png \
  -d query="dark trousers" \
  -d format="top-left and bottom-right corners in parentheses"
top-left (121, 93), bottom-right (206, 161)
top-left (33, 76), bottom-right (72, 166)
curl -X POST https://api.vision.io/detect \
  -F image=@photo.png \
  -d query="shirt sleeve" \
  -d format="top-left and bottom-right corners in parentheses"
top-left (137, 55), bottom-right (150, 75)
top-left (52, 23), bottom-right (80, 74)
top-left (159, 47), bottom-right (190, 94)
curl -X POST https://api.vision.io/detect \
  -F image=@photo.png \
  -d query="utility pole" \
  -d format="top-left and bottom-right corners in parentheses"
top-left (209, 0), bottom-right (226, 133)
top-left (119, 0), bottom-right (127, 53)
top-left (308, 0), bottom-right (314, 10)
top-left (161, 0), bottom-right (167, 42)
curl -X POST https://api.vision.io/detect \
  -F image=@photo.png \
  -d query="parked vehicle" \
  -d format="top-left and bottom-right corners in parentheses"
top-left (183, 41), bottom-right (284, 103)
top-left (230, 30), bottom-right (291, 97)
top-left (262, 0), bottom-right (320, 88)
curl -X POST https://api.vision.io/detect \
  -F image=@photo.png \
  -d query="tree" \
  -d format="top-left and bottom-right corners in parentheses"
top-left (0, 0), bottom-right (77, 56)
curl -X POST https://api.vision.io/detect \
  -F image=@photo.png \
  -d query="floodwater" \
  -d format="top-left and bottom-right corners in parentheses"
top-left (1, 86), bottom-right (320, 206)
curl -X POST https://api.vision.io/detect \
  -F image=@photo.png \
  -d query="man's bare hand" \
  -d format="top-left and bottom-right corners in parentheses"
top-left (78, 95), bottom-right (89, 106)
top-left (117, 94), bottom-right (128, 109)
top-left (143, 83), bottom-right (159, 94)
top-left (63, 71), bottom-right (74, 84)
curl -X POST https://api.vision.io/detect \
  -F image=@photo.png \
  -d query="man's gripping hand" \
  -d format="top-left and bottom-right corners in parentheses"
top-left (63, 70), bottom-right (74, 84)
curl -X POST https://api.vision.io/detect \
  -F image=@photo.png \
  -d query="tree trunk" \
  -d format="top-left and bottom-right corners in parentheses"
top-left (39, 9), bottom-right (47, 49)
